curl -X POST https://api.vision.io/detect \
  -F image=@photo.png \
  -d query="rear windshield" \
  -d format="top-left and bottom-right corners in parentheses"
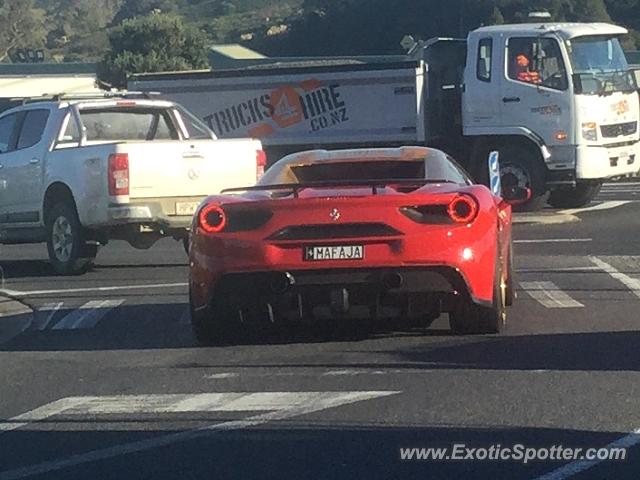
top-left (77, 108), bottom-right (179, 141)
top-left (262, 156), bottom-right (471, 186)
top-left (291, 161), bottom-right (425, 182)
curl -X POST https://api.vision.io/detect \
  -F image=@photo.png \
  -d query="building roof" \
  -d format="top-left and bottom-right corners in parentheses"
top-left (209, 44), bottom-right (266, 60)
top-left (0, 62), bottom-right (96, 76)
top-left (0, 74), bottom-right (101, 98)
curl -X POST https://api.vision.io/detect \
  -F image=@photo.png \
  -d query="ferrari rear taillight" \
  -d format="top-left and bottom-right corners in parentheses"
top-left (199, 204), bottom-right (227, 233)
top-left (447, 195), bottom-right (479, 224)
top-left (108, 153), bottom-right (129, 196)
top-left (256, 149), bottom-right (267, 181)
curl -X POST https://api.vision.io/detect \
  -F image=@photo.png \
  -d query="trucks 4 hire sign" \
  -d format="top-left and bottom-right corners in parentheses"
top-left (203, 79), bottom-right (349, 138)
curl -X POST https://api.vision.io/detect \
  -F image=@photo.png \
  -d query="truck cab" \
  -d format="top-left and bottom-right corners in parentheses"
top-left (461, 23), bottom-right (640, 207)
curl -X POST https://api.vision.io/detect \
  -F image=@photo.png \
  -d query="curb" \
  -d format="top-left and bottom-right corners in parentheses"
top-left (0, 295), bottom-right (33, 344)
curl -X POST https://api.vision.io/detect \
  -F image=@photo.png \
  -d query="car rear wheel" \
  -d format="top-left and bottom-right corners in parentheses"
top-left (449, 261), bottom-right (506, 334)
top-left (505, 242), bottom-right (515, 307)
top-left (46, 202), bottom-right (97, 275)
top-left (190, 292), bottom-right (243, 346)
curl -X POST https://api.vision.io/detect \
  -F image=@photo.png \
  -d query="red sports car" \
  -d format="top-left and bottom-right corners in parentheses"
top-left (189, 147), bottom-right (527, 345)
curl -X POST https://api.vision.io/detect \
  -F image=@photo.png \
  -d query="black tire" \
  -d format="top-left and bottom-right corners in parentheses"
top-left (478, 144), bottom-right (547, 211)
top-left (450, 261), bottom-right (506, 335)
top-left (182, 236), bottom-right (190, 255)
top-left (505, 242), bottom-right (515, 307)
top-left (547, 181), bottom-right (603, 209)
top-left (45, 202), bottom-right (97, 275)
top-left (190, 291), bottom-right (240, 346)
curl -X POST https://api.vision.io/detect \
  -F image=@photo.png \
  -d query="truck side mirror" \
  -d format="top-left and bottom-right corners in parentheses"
top-left (502, 186), bottom-right (531, 205)
top-left (572, 73), bottom-right (584, 94)
top-left (632, 69), bottom-right (640, 91)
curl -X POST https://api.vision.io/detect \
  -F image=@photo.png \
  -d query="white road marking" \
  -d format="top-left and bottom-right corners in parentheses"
top-left (517, 266), bottom-right (601, 274)
top-left (533, 428), bottom-right (640, 480)
top-left (559, 200), bottom-right (630, 215)
top-left (590, 256), bottom-right (640, 299)
top-left (514, 238), bottom-right (591, 244)
top-left (204, 373), bottom-right (239, 379)
top-left (519, 281), bottom-right (584, 308)
top-left (0, 397), bottom-right (86, 433)
top-left (51, 300), bottom-right (124, 330)
top-left (599, 189), bottom-right (640, 193)
top-left (513, 214), bottom-right (578, 225)
top-left (0, 391), bottom-right (399, 480)
top-left (0, 282), bottom-right (187, 298)
top-left (33, 302), bottom-right (63, 331)
top-left (603, 181), bottom-right (640, 186)
top-left (323, 369), bottom-right (387, 376)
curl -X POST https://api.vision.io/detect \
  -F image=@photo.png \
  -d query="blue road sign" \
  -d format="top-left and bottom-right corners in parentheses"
top-left (488, 150), bottom-right (501, 197)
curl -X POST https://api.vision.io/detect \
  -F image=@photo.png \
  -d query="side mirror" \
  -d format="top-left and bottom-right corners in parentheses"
top-left (502, 186), bottom-right (532, 206)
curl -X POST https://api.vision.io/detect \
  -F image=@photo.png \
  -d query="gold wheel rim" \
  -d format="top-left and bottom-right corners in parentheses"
top-left (499, 276), bottom-right (507, 325)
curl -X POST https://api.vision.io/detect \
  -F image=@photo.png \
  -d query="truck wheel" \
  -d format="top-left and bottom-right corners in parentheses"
top-left (497, 145), bottom-right (547, 211)
top-left (547, 181), bottom-right (602, 209)
top-left (449, 261), bottom-right (506, 334)
top-left (46, 202), bottom-right (97, 275)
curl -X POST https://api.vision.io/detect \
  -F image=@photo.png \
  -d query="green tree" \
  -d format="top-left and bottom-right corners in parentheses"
top-left (488, 6), bottom-right (505, 25)
top-left (98, 13), bottom-right (209, 88)
top-left (0, 0), bottom-right (46, 61)
top-left (112, 0), bottom-right (176, 25)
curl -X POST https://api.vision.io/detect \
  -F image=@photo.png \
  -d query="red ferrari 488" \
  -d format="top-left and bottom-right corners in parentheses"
top-left (189, 147), bottom-right (528, 345)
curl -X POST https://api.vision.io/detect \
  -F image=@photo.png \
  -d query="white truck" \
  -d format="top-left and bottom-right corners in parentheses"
top-left (130, 22), bottom-right (640, 209)
top-left (0, 93), bottom-right (264, 274)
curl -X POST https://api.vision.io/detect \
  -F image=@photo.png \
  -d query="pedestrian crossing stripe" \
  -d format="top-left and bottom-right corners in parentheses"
top-left (0, 391), bottom-right (400, 480)
top-left (34, 299), bottom-right (124, 331)
top-left (519, 281), bottom-right (584, 308)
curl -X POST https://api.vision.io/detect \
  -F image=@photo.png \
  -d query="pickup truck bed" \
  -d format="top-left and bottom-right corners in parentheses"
top-left (0, 94), bottom-right (263, 274)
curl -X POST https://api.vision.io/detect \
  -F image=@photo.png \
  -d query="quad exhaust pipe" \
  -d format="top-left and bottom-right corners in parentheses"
top-left (382, 272), bottom-right (404, 290)
top-left (269, 272), bottom-right (295, 293)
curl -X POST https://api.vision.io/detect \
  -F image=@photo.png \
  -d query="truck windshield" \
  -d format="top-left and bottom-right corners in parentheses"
top-left (567, 35), bottom-right (637, 95)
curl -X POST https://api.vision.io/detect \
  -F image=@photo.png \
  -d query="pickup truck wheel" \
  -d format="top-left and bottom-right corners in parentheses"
top-left (46, 202), bottom-right (97, 275)
top-left (547, 181), bottom-right (602, 209)
top-left (449, 260), bottom-right (506, 335)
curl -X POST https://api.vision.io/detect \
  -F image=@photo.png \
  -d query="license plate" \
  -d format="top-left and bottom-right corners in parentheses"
top-left (304, 245), bottom-right (364, 261)
top-left (175, 201), bottom-right (200, 216)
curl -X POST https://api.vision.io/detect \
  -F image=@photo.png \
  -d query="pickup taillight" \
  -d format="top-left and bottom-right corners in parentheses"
top-left (256, 149), bottom-right (267, 181)
top-left (108, 153), bottom-right (129, 196)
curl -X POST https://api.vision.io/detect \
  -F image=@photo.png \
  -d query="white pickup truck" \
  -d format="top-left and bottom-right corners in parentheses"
top-left (0, 93), bottom-right (264, 274)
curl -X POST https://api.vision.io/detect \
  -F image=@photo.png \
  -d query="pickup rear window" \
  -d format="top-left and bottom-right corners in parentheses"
top-left (77, 108), bottom-right (179, 141)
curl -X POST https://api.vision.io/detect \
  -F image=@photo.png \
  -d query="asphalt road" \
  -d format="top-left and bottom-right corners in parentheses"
top-left (1, 183), bottom-right (640, 479)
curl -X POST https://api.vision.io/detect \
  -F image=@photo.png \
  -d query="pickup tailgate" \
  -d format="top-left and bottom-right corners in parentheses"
top-left (120, 139), bottom-right (262, 199)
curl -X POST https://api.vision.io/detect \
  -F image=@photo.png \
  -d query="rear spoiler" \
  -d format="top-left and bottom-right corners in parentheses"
top-left (221, 179), bottom-right (454, 198)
